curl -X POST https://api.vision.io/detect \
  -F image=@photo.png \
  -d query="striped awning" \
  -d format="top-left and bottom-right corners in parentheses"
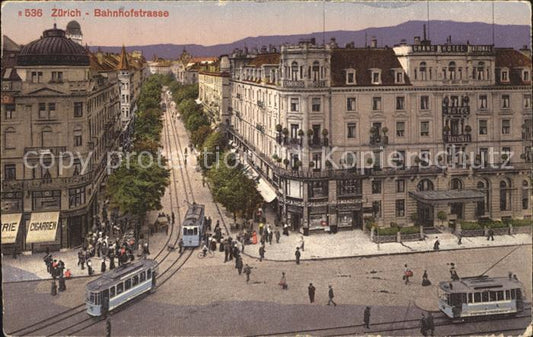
top-left (257, 178), bottom-right (277, 203)
top-left (1, 213), bottom-right (22, 244)
top-left (26, 212), bottom-right (60, 243)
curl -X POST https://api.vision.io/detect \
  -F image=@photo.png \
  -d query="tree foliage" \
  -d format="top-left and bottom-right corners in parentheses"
top-left (191, 125), bottom-right (212, 148)
top-left (198, 131), bottom-right (227, 170)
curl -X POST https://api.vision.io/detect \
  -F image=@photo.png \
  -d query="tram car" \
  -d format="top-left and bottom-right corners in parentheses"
top-left (182, 203), bottom-right (205, 247)
top-left (438, 275), bottom-right (525, 320)
top-left (86, 259), bottom-right (158, 316)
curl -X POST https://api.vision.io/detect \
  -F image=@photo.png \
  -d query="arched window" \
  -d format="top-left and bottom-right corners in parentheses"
top-left (74, 127), bottom-right (82, 147)
top-left (41, 126), bottom-right (53, 147)
top-left (477, 62), bottom-right (485, 80)
top-left (522, 180), bottom-right (530, 210)
top-left (291, 61), bottom-right (298, 80)
top-left (451, 178), bottom-right (463, 190)
top-left (4, 127), bottom-right (16, 150)
top-left (500, 179), bottom-right (511, 211)
top-left (417, 179), bottom-right (434, 191)
top-left (476, 180), bottom-right (490, 216)
top-left (419, 62), bottom-right (427, 80)
top-left (449, 61), bottom-right (456, 80)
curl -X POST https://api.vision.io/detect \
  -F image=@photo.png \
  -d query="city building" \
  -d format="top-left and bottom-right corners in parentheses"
top-left (197, 55), bottom-right (231, 124)
top-left (65, 20), bottom-right (83, 45)
top-left (147, 55), bottom-right (172, 75)
top-left (223, 34), bottom-right (531, 234)
top-left (1, 25), bottom-right (121, 252)
top-left (173, 49), bottom-right (217, 85)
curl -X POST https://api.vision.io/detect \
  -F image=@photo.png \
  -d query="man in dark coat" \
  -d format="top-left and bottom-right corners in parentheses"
top-left (308, 283), bottom-right (316, 303)
top-left (244, 264), bottom-right (252, 283)
top-left (44, 253), bottom-right (52, 273)
top-left (224, 241), bottom-right (230, 263)
top-left (275, 229), bottom-right (281, 243)
top-left (420, 313), bottom-right (428, 337)
top-left (363, 306), bottom-right (371, 328)
top-left (109, 251), bottom-right (115, 270)
top-left (236, 256), bottom-right (243, 275)
top-left (327, 285), bottom-right (336, 306)
top-left (101, 258), bottom-right (107, 273)
top-left (259, 245), bottom-right (265, 262)
top-left (295, 247), bottom-right (301, 265)
top-left (51, 280), bottom-right (57, 296)
top-left (487, 228), bottom-right (495, 241)
top-left (58, 274), bottom-right (66, 292)
top-left (426, 312), bottom-right (435, 336)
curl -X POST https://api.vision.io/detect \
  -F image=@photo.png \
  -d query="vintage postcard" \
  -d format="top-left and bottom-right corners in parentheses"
top-left (1, 1), bottom-right (532, 336)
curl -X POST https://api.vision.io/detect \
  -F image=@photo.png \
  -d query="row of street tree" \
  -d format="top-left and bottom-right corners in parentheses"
top-left (106, 74), bottom-right (171, 245)
top-left (170, 83), bottom-right (262, 222)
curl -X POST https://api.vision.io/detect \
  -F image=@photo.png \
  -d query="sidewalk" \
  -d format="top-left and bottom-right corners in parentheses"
top-left (239, 229), bottom-right (532, 262)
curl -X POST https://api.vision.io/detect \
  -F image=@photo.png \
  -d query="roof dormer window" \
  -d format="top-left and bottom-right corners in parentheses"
top-left (346, 68), bottom-right (356, 85)
top-left (371, 69), bottom-right (381, 85)
top-left (523, 69), bottom-right (530, 82)
top-left (501, 68), bottom-right (509, 82)
top-left (394, 70), bottom-right (404, 84)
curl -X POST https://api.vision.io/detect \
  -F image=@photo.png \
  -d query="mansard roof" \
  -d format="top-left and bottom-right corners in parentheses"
top-left (247, 53), bottom-right (280, 67)
top-left (331, 48), bottom-right (410, 87)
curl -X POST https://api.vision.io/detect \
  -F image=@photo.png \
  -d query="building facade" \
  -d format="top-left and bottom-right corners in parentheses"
top-left (224, 36), bottom-right (531, 233)
top-left (1, 25), bottom-right (121, 251)
top-left (197, 55), bottom-right (231, 124)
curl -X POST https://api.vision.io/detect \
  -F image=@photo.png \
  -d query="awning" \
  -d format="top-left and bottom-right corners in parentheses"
top-left (257, 178), bottom-right (277, 203)
top-left (1, 213), bottom-right (22, 244)
top-left (409, 190), bottom-right (484, 205)
top-left (242, 162), bottom-right (259, 180)
top-left (26, 212), bottom-right (60, 243)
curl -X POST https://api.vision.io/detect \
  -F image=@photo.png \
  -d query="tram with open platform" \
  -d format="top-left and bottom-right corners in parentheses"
top-left (182, 203), bottom-right (205, 247)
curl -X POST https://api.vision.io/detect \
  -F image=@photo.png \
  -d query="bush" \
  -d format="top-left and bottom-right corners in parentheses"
top-left (377, 227), bottom-right (399, 236)
top-left (460, 221), bottom-right (483, 230)
top-left (399, 226), bottom-right (420, 234)
top-left (509, 219), bottom-right (533, 227)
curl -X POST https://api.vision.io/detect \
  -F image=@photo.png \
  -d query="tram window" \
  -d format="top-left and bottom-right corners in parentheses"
top-left (183, 228), bottom-right (187, 236)
top-left (133, 275), bottom-right (139, 286)
top-left (461, 294), bottom-right (467, 303)
top-left (481, 292), bottom-right (489, 302)
top-left (474, 292), bottom-right (481, 303)
top-left (194, 228), bottom-right (198, 235)
top-left (125, 279), bottom-right (132, 290)
top-left (505, 290), bottom-right (510, 300)
top-left (489, 291), bottom-right (497, 301)
top-left (497, 291), bottom-right (504, 301)
top-left (511, 289), bottom-right (516, 299)
top-left (94, 292), bottom-right (100, 305)
top-left (468, 293), bottom-right (473, 303)
top-left (110, 287), bottom-right (115, 298)
top-left (90, 292), bottom-right (95, 304)
top-left (147, 269), bottom-right (152, 279)
top-left (516, 289), bottom-right (522, 299)
top-left (140, 271), bottom-right (146, 282)
top-left (117, 283), bottom-right (124, 294)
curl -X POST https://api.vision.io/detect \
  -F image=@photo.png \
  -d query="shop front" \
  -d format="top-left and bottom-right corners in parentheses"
top-left (308, 206), bottom-right (328, 231)
top-left (286, 205), bottom-right (303, 231)
top-left (26, 211), bottom-right (61, 252)
top-left (336, 202), bottom-right (363, 230)
top-left (1, 213), bottom-right (22, 254)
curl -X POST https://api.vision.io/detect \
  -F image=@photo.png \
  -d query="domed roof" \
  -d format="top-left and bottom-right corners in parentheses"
top-left (66, 20), bottom-right (82, 35)
top-left (17, 26), bottom-right (89, 66)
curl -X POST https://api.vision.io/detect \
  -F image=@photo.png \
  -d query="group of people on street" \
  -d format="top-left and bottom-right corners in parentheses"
top-left (44, 248), bottom-right (69, 295)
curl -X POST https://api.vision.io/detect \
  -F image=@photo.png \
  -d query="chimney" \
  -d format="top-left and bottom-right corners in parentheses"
top-left (329, 37), bottom-right (338, 48)
top-left (370, 36), bottom-right (377, 48)
top-left (519, 45), bottom-right (531, 58)
top-left (423, 24), bottom-right (427, 41)
top-left (414, 36), bottom-right (421, 45)
top-left (310, 37), bottom-right (316, 45)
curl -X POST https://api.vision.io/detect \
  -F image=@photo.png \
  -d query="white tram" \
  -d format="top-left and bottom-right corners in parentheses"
top-left (438, 275), bottom-right (525, 320)
top-left (86, 259), bottom-right (158, 316)
top-left (182, 203), bottom-right (205, 247)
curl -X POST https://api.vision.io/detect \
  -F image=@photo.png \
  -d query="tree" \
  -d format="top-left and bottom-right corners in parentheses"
top-left (437, 211), bottom-right (447, 226)
top-left (106, 153), bottom-right (170, 247)
top-left (198, 131), bottom-right (227, 170)
top-left (186, 112), bottom-right (209, 132)
top-left (191, 125), bottom-right (212, 148)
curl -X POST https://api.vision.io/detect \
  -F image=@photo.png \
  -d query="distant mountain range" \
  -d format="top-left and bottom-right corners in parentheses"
top-left (90, 20), bottom-right (531, 59)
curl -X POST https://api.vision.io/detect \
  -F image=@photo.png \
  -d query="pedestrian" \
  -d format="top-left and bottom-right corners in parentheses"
top-left (449, 263), bottom-right (459, 280)
top-left (171, 211), bottom-right (175, 225)
top-left (244, 264), bottom-right (252, 283)
top-left (300, 236), bottom-right (305, 252)
top-left (308, 283), bottom-right (316, 303)
top-left (58, 274), bottom-right (66, 292)
top-left (64, 269), bottom-right (72, 279)
top-left (487, 228), bottom-right (494, 241)
top-left (422, 270), bottom-right (431, 286)
top-left (283, 223), bottom-right (289, 236)
top-left (105, 317), bottom-right (111, 337)
top-left (87, 259), bottom-right (94, 276)
top-left (178, 238), bottom-right (184, 253)
top-left (268, 230), bottom-right (273, 245)
top-left (224, 241), bottom-right (230, 263)
top-left (236, 256), bottom-right (243, 275)
top-left (109, 252), bottom-right (115, 270)
top-left (275, 229), bottom-right (280, 243)
top-left (259, 222), bottom-right (264, 236)
top-left (295, 247), bottom-right (301, 265)
top-left (420, 313), bottom-right (428, 337)
top-left (44, 253), bottom-right (52, 273)
top-left (279, 272), bottom-right (288, 290)
top-left (433, 237), bottom-right (440, 251)
top-left (101, 258), bottom-right (107, 273)
top-left (327, 285), bottom-right (337, 306)
top-left (426, 312), bottom-right (435, 336)
top-left (259, 245), bottom-right (265, 262)
top-left (457, 232), bottom-right (462, 245)
top-left (51, 259), bottom-right (59, 279)
top-left (363, 306), bottom-right (371, 328)
top-left (51, 279), bottom-right (57, 296)
top-left (404, 264), bottom-right (412, 284)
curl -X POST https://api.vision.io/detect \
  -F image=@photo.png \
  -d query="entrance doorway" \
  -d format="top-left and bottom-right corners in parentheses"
top-left (451, 202), bottom-right (464, 220)
top-left (418, 203), bottom-right (434, 227)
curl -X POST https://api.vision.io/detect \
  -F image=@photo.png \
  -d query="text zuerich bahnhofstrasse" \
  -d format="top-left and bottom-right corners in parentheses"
top-left (94, 8), bottom-right (170, 17)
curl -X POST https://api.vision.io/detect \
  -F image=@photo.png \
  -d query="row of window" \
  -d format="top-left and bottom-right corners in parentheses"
top-left (344, 68), bottom-right (405, 85)
top-left (448, 288), bottom-right (522, 306)
top-left (89, 269), bottom-right (152, 304)
top-left (30, 71), bottom-right (64, 84)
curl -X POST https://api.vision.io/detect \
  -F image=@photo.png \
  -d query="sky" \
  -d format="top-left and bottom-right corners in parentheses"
top-left (1, 1), bottom-right (531, 47)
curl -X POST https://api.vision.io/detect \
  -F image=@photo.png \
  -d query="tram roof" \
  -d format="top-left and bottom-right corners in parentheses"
top-left (86, 259), bottom-right (157, 291)
top-left (439, 276), bottom-right (523, 293)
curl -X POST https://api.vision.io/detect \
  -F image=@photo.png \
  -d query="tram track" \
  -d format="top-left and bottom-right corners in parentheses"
top-left (6, 92), bottom-right (196, 337)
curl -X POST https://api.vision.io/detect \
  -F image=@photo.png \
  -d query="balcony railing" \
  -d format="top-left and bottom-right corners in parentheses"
top-left (442, 106), bottom-right (470, 116)
top-left (282, 80), bottom-right (305, 88)
top-left (24, 146), bottom-right (67, 157)
top-left (310, 80), bottom-right (326, 88)
top-left (443, 134), bottom-right (472, 143)
top-left (2, 171), bottom-right (94, 191)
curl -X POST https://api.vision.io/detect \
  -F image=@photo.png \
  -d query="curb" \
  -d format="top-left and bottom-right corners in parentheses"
top-left (239, 242), bottom-right (532, 263)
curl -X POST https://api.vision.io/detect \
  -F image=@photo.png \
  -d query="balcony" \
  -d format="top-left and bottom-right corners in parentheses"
top-left (24, 146), bottom-right (67, 157)
top-left (443, 134), bottom-right (471, 143)
top-left (1, 171), bottom-right (94, 192)
top-left (310, 80), bottom-right (326, 88)
top-left (442, 105), bottom-right (470, 116)
top-left (282, 80), bottom-right (305, 88)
